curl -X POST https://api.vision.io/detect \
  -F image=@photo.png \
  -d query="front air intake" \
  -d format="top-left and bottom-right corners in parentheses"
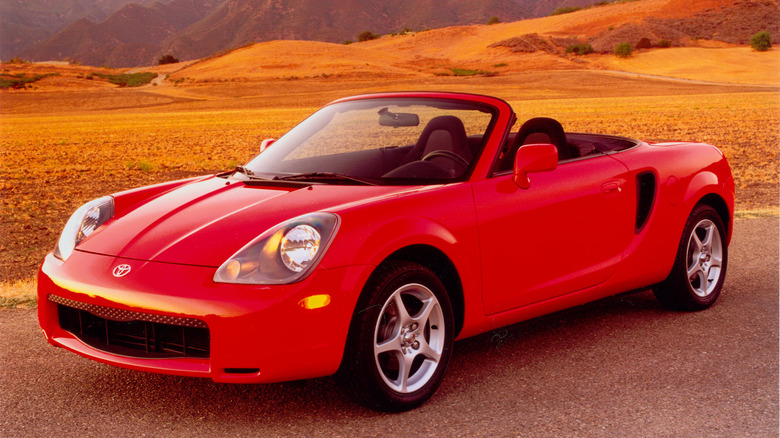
top-left (51, 295), bottom-right (210, 359)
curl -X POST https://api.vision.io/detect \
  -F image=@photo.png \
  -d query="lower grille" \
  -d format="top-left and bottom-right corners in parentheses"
top-left (52, 295), bottom-right (210, 359)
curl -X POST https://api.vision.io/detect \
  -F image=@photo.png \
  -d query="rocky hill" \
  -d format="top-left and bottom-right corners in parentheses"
top-left (0, 0), bottom-right (161, 60)
top-left (14, 0), bottom-right (596, 67)
top-left (9, 0), bottom-right (779, 68)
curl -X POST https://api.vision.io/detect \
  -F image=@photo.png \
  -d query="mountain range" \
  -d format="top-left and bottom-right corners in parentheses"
top-left (6, 0), bottom-right (596, 67)
top-left (0, 0), bottom-right (162, 60)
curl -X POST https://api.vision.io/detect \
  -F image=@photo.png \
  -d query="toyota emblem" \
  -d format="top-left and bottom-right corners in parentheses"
top-left (112, 264), bottom-right (132, 277)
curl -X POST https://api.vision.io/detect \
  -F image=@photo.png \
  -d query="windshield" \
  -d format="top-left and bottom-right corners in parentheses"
top-left (244, 98), bottom-right (496, 185)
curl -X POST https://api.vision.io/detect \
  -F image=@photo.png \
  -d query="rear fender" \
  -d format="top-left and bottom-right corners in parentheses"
top-left (678, 169), bottom-right (734, 243)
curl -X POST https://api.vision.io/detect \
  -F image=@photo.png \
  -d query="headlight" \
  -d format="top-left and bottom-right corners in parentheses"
top-left (54, 196), bottom-right (114, 261)
top-left (214, 212), bottom-right (339, 284)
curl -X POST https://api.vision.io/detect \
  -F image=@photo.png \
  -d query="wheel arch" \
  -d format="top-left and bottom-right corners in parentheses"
top-left (694, 193), bottom-right (732, 244)
top-left (379, 245), bottom-right (465, 338)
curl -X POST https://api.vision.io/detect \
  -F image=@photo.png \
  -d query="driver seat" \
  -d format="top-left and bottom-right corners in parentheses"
top-left (410, 116), bottom-right (471, 177)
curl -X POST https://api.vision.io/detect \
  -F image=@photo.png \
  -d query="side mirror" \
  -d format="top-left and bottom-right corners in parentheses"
top-left (513, 144), bottom-right (558, 189)
top-left (260, 138), bottom-right (275, 152)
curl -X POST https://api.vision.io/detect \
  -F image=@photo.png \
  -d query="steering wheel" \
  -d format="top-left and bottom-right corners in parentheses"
top-left (421, 150), bottom-right (469, 169)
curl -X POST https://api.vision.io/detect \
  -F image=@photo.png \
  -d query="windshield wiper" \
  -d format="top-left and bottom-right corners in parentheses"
top-left (273, 172), bottom-right (376, 186)
top-left (235, 165), bottom-right (255, 176)
top-left (234, 166), bottom-right (278, 181)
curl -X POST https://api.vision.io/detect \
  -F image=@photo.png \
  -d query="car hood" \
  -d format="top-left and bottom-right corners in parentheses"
top-left (77, 177), bottom-right (410, 266)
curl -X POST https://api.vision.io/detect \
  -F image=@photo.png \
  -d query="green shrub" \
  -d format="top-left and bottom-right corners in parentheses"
top-left (93, 72), bottom-right (157, 87)
top-left (614, 42), bottom-right (633, 58)
top-left (487, 16), bottom-right (500, 25)
top-left (565, 43), bottom-right (594, 55)
top-left (0, 72), bottom-right (59, 89)
top-left (357, 31), bottom-right (379, 42)
top-left (157, 54), bottom-right (179, 65)
top-left (657, 39), bottom-right (672, 48)
top-left (750, 31), bottom-right (772, 52)
top-left (551, 6), bottom-right (581, 16)
top-left (343, 40), bottom-right (353, 45)
top-left (450, 68), bottom-right (497, 76)
top-left (636, 38), bottom-right (652, 49)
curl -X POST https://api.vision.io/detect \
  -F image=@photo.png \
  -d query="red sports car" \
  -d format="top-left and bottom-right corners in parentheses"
top-left (38, 92), bottom-right (734, 411)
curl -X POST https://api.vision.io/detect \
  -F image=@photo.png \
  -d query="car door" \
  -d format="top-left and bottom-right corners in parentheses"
top-left (472, 154), bottom-right (635, 315)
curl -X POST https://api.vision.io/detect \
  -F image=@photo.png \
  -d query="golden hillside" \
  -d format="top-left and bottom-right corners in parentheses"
top-left (2, 0), bottom-right (778, 90)
top-left (163, 0), bottom-right (777, 85)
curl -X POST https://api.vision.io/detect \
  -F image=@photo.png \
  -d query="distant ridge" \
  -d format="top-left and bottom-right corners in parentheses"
top-left (15, 0), bottom-right (596, 67)
top-left (19, 0), bottom-right (223, 67)
top-left (11, 0), bottom-right (780, 68)
top-left (0, 0), bottom-right (161, 60)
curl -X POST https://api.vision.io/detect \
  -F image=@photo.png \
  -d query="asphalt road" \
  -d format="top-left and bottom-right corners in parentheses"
top-left (2, 218), bottom-right (777, 437)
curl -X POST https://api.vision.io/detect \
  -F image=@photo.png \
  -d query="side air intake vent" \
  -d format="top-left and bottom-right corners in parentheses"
top-left (635, 172), bottom-right (656, 233)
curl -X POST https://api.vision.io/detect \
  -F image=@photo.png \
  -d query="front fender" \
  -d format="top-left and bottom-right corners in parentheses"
top-left (351, 216), bottom-right (461, 267)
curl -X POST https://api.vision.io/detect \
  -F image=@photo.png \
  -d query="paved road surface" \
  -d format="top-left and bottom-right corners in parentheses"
top-left (2, 218), bottom-right (777, 437)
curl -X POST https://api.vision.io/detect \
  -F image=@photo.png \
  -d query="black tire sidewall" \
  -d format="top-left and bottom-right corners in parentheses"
top-left (658, 204), bottom-right (728, 310)
top-left (341, 261), bottom-right (454, 412)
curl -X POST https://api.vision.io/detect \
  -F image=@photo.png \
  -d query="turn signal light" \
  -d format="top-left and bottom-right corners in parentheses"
top-left (298, 294), bottom-right (331, 310)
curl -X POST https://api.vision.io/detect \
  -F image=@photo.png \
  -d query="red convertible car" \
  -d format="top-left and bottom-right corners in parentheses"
top-left (38, 92), bottom-right (734, 411)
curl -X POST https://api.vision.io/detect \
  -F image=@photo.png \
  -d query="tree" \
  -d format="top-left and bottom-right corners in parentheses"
top-left (565, 43), bottom-right (594, 55)
top-left (614, 42), bottom-right (633, 58)
top-left (750, 31), bottom-right (772, 52)
top-left (158, 54), bottom-right (179, 65)
top-left (357, 31), bottom-right (379, 42)
top-left (636, 38), bottom-right (652, 49)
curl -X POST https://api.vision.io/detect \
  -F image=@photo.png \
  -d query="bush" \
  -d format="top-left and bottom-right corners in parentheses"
top-left (750, 31), bottom-right (772, 52)
top-left (614, 42), bottom-right (633, 58)
top-left (357, 31), bottom-right (379, 42)
top-left (551, 7), bottom-right (581, 16)
top-left (157, 54), bottom-right (179, 65)
top-left (636, 38), bottom-right (652, 49)
top-left (487, 16), bottom-right (500, 25)
top-left (93, 72), bottom-right (157, 87)
top-left (450, 68), bottom-right (497, 76)
top-left (0, 72), bottom-right (59, 89)
top-left (657, 39), bottom-right (672, 48)
top-left (565, 43), bottom-right (594, 55)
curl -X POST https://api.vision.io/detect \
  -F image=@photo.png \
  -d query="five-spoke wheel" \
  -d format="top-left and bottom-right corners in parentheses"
top-left (686, 218), bottom-right (724, 297)
top-left (338, 261), bottom-right (454, 412)
top-left (654, 204), bottom-right (728, 310)
top-left (373, 283), bottom-right (446, 393)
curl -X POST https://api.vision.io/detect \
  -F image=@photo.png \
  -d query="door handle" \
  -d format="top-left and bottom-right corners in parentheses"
top-left (601, 181), bottom-right (623, 193)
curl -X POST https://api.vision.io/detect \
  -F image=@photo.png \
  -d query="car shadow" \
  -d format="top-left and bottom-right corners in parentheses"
top-left (42, 289), bottom-right (681, 425)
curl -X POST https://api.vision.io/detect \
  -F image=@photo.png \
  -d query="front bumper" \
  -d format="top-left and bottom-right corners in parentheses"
top-left (37, 251), bottom-right (371, 383)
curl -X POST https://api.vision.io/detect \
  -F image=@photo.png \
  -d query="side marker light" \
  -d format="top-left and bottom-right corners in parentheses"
top-left (298, 294), bottom-right (331, 310)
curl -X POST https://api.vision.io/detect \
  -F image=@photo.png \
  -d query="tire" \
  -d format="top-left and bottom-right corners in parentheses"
top-left (653, 204), bottom-right (728, 311)
top-left (338, 261), bottom-right (454, 412)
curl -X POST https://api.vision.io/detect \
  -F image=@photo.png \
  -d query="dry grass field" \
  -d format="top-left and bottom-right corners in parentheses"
top-left (592, 47), bottom-right (780, 85)
top-left (2, 73), bottom-right (777, 294)
top-left (1, 0), bottom-right (778, 304)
